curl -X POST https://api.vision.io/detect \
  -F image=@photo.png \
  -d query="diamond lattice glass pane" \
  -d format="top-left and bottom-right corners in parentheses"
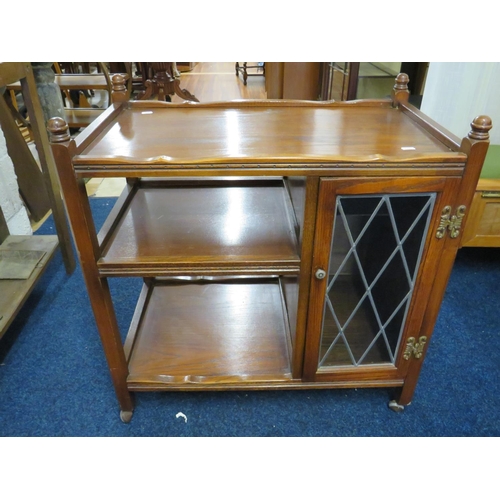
top-left (319, 299), bottom-right (340, 362)
top-left (390, 196), bottom-right (430, 239)
top-left (318, 193), bottom-right (436, 369)
top-left (370, 252), bottom-right (410, 325)
top-left (384, 304), bottom-right (408, 356)
top-left (321, 336), bottom-right (354, 366)
top-left (357, 331), bottom-right (393, 364)
top-left (328, 204), bottom-right (355, 278)
top-left (338, 197), bottom-right (383, 241)
top-left (342, 295), bottom-right (391, 364)
top-left (402, 205), bottom-right (433, 279)
top-left (349, 199), bottom-right (398, 285)
top-left (327, 254), bottom-right (364, 326)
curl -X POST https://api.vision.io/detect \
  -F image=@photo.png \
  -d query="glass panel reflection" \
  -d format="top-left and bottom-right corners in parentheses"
top-left (319, 193), bottom-right (436, 368)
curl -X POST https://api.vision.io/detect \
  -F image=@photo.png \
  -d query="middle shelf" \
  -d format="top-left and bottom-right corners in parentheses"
top-left (96, 178), bottom-right (301, 276)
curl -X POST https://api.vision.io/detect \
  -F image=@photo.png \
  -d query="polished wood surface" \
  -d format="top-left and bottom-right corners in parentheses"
top-left (47, 73), bottom-right (491, 418)
top-left (302, 176), bottom-right (454, 382)
top-left (75, 102), bottom-right (465, 165)
top-left (64, 108), bottom-right (104, 128)
top-left (126, 279), bottom-right (292, 386)
top-left (98, 179), bottom-right (300, 275)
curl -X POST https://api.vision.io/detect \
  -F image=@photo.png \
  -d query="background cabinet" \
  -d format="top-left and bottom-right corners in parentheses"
top-left (265, 62), bottom-right (321, 100)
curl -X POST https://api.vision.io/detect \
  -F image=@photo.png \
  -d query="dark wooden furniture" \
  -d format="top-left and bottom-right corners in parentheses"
top-left (265, 62), bottom-right (321, 100)
top-left (48, 74), bottom-right (490, 422)
top-left (235, 63), bottom-right (265, 85)
top-left (136, 63), bottom-right (198, 102)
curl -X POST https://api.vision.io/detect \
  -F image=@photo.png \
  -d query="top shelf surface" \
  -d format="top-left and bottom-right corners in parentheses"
top-left (73, 101), bottom-right (466, 166)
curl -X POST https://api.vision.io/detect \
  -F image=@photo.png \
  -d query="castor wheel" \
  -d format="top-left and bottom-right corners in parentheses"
top-left (388, 400), bottom-right (405, 413)
top-left (120, 410), bottom-right (134, 423)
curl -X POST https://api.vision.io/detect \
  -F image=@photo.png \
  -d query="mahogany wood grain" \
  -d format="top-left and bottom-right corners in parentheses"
top-left (46, 74), bottom-right (491, 415)
top-left (64, 108), bottom-right (105, 128)
top-left (49, 134), bottom-right (134, 413)
top-left (97, 180), bottom-right (300, 275)
top-left (396, 119), bottom-right (491, 405)
top-left (73, 103), bottom-right (465, 166)
top-left (75, 165), bottom-right (466, 180)
top-left (292, 176), bottom-right (319, 378)
top-left (126, 279), bottom-right (292, 385)
top-left (72, 102), bottom-right (126, 154)
top-left (400, 102), bottom-right (462, 151)
top-left (128, 378), bottom-right (404, 392)
top-left (302, 176), bottom-right (458, 382)
top-left (96, 179), bottom-right (137, 252)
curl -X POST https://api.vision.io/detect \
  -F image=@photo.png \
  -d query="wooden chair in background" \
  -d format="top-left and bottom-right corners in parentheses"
top-left (0, 62), bottom-right (75, 274)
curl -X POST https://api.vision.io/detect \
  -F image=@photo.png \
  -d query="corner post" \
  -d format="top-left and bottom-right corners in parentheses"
top-left (394, 115), bottom-right (492, 410)
top-left (111, 74), bottom-right (129, 104)
top-left (391, 73), bottom-right (410, 107)
top-left (47, 117), bottom-right (134, 420)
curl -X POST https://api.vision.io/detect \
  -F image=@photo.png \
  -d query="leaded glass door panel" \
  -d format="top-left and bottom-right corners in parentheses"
top-left (303, 177), bottom-right (457, 381)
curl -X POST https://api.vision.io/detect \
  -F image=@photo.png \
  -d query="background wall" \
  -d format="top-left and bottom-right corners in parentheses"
top-left (420, 62), bottom-right (500, 144)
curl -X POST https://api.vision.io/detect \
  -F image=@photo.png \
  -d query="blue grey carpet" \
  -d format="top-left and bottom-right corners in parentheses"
top-left (0, 197), bottom-right (499, 436)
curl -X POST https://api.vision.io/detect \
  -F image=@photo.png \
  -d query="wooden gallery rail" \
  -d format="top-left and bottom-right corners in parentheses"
top-left (47, 73), bottom-right (491, 422)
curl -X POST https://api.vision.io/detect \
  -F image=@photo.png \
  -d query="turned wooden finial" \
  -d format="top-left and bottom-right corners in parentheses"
top-left (392, 73), bottom-right (410, 106)
top-left (111, 73), bottom-right (128, 103)
top-left (468, 115), bottom-right (492, 140)
top-left (47, 117), bottom-right (70, 143)
top-left (394, 73), bottom-right (409, 90)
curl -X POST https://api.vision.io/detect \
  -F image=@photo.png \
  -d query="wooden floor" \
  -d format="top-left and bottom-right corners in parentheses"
top-left (172, 62), bottom-right (266, 102)
top-left (86, 62), bottom-right (267, 197)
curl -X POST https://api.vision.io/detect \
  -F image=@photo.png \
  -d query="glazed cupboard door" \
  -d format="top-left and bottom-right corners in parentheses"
top-left (303, 176), bottom-right (460, 382)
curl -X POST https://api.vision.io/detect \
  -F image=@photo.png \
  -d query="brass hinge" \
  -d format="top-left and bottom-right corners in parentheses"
top-left (403, 336), bottom-right (427, 360)
top-left (436, 205), bottom-right (466, 239)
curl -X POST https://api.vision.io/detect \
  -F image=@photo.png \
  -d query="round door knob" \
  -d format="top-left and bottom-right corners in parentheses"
top-left (315, 269), bottom-right (326, 280)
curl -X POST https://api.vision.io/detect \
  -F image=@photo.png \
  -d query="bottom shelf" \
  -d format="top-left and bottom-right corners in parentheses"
top-left (125, 278), bottom-right (293, 387)
top-left (0, 235), bottom-right (59, 338)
